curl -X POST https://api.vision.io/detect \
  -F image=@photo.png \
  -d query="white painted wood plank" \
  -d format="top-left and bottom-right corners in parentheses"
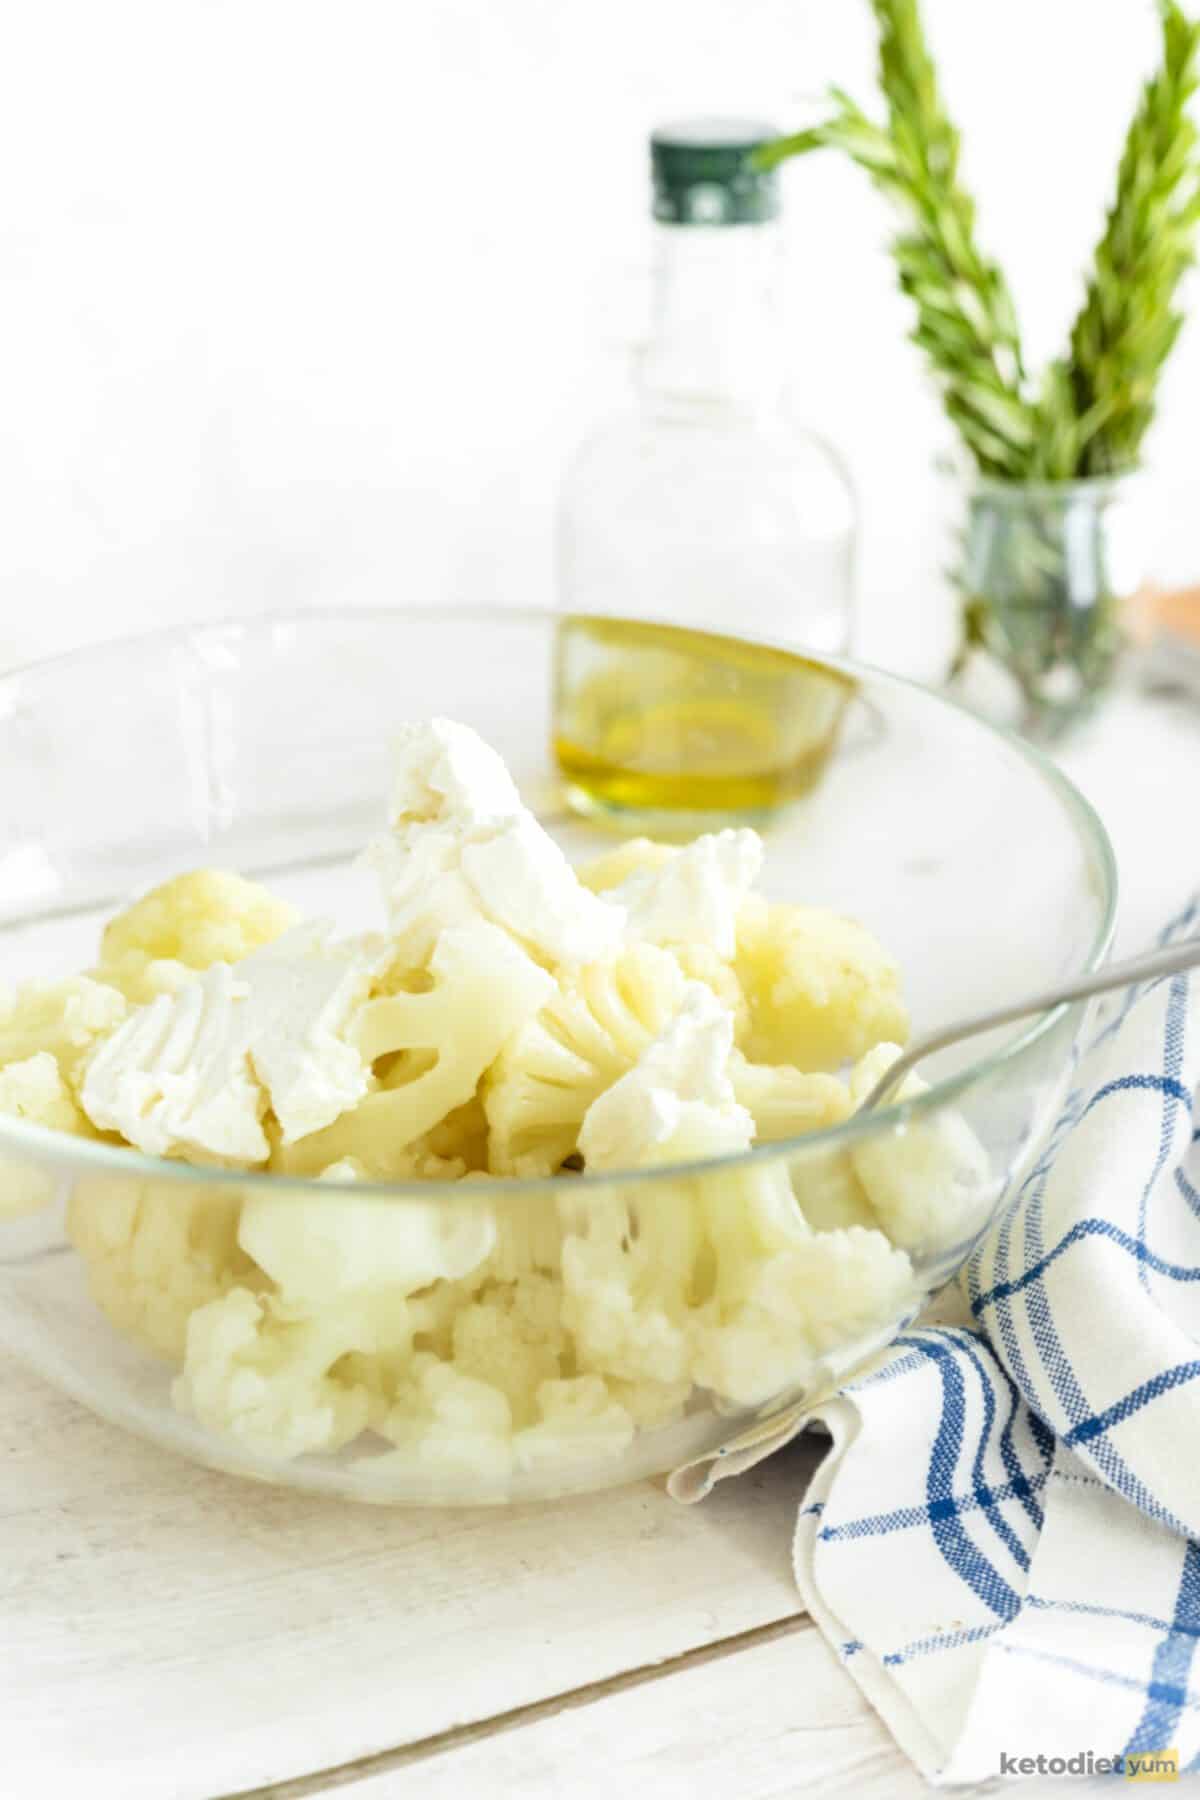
top-left (324, 1625), bottom-right (1114, 1800)
top-left (0, 1355), bottom-right (817, 1800)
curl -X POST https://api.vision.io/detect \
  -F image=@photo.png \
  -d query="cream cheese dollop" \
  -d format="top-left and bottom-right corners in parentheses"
top-left (578, 984), bottom-right (754, 1173)
top-left (80, 962), bottom-right (269, 1164)
top-left (613, 828), bottom-right (764, 959)
top-left (79, 926), bottom-right (387, 1162)
top-left (367, 718), bottom-right (626, 967)
top-left (238, 923), bottom-right (390, 1144)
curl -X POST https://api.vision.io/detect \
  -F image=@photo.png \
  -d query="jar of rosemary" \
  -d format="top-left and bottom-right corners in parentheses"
top-left (958, 473), bottom-right (1148, 737)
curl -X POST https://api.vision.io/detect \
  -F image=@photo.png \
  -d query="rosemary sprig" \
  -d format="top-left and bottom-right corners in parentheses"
top-left (760, 0), bottom-right (1200, 482)
top-left (1066, 0), bottom-right (1200, 476)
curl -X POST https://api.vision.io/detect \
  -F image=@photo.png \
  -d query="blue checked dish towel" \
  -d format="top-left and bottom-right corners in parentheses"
top-left (671, 902), bottom-right (1200, 1783)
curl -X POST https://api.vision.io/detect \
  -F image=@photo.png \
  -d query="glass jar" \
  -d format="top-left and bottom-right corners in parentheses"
top-left (958, 474), bottom-right (1146, 738)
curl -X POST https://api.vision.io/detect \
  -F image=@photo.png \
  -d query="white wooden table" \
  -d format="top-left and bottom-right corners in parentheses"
top-left (3, 687), bottom-right (1198, 1800)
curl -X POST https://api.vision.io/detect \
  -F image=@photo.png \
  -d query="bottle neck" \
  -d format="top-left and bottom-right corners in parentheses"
top-left (637, 221), bottom-right (783, 416)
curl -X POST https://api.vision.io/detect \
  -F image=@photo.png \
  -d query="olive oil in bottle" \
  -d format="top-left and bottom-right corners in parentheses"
top-left (553, 614), bottom-right (851, 833)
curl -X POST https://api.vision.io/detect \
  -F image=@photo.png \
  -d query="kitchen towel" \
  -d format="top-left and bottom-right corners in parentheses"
top-left (672, 897), bottom-right (1200, 1783)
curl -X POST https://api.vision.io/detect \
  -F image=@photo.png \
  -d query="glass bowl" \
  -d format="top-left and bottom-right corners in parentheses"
top-left (0, 609), bottom-right (1116, 1505)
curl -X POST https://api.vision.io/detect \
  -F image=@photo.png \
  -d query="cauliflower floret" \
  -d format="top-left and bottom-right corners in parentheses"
top-left (484, 942), bottom-right (688, 1177)
top-left (0, 1052), bottom-right (95, 1218)
top-left (391, 1146), bottom-right (470, 1181)
top-left (792, 1146), bottom-right (879, 1233)
top-left (691, 1225), bottom-right (915, 1408)
top-left (484, 1189), bottom-right (564, 1281)
top-left (0, 976), bottom-right (127, 1082)
top-left (173, 1286), bottom-right (400, 1457)
top-left (559, 1180), bottom-right (701, 1387)
top-left (318, 1101), bottom-right (482, 1188)
top-left (395, 1265), bottom-right (496, 1362)
top-left (94, 869), bottom-right (298, 1003)
top-left (67, 1179), bottom-right (257, 1361)
top-left (848, 1044), bottom-right (992, 1254)
top-left (735, 897), bottom-right (909, 1072)
top-left (238, 1185), bottom-right (495, 1309)
top-left (568, 985), bottom-right (905, 1414)
top-left (606, 1374), bottom-right (692, 1429)
top-left (0, 1051), bottom-right (92, 1136)
top-left (319, 1150), bottom-right (469, 1184)
top-left (380, 1353), bottom-right (515, 1480)
top-left (418, 1095), bottom-right (489, 1173)
top-left (276, 922), bottom-right (553, 1178)
top-left (693, 1154), bottom-right (814, 1313)
top-left (580, 841), bottom-right (756, 1040)
top-left (562, 988), bottom-right (747, 1387)
top-left (450, 1276), bottom-right (566, 1426)
top-left (213, 1170), bottom-right (498, 1455)
top-left (513, 1375), bottom-right (635, 1470)
top-left (729, 1051), bottom-right (851, 1142)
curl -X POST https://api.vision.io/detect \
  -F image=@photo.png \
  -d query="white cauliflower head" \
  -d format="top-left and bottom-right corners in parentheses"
top-left (736, 898), bottom-right (909, 1071)
top-left (66, 1177), bottom-right (257, 1361)
top-left (848, 1044), bottom-right (993, 1255)
top-left (0, 1052), bottom-right (95, 1218)
top-left (94, 869), bottom-right (299, 1003)
top-left (379, 1353), bottom-right (516, 1483)
top-left (0, 976), bottom-right (127, 1082)
top-left (729, 1051), bottom-right (851, 1143)
top-left (239, 1186), bottom-right (496, 1309)
top-left (0, 1050), bottom-right (92, 1138)
top-left (558, 1179), bottom-right (701, 1387)
top-left (173, 1286), bottom-right (398, 1458)
top-left (450, 1275), bottom-right (567, 1426)
top-left (691, 1224), bottom-right (916, 1408)
top-left (512, 1376), bottom-right (635, 1472)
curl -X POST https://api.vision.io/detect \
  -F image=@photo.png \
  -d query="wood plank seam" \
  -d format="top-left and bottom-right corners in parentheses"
top-left (218, 1612), bottom-right (816, 1800)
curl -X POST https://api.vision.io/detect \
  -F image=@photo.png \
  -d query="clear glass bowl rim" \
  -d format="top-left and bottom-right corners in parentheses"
top-left (0, 603), bottom-right (1118, 1199)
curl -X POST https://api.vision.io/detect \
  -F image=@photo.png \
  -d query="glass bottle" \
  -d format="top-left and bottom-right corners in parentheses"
top-left (554, 120), bottom-right (857, 829)
top-left (557, 121), bottom-right (855, 649)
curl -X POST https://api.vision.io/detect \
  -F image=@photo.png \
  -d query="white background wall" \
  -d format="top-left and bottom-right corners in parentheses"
top-left (1, 0), bottom-right (1196, 680)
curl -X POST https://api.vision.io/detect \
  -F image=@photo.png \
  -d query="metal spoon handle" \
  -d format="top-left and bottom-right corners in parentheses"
top-left (857, 935), bottom-right (1200, 1115)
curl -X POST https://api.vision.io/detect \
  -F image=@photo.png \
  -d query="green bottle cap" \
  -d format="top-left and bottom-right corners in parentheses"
top-left (650, 119), bottom-right (780, 226)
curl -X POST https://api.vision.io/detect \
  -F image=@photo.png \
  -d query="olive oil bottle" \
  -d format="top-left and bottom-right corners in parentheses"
top-left (554, 120), bottom-right (856, 828)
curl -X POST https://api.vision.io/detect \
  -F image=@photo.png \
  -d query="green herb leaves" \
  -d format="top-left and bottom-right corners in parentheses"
top-left (1068, 1), bottom-right (1200, 475)
top-left (761, 0), bottom-right (1200, 481)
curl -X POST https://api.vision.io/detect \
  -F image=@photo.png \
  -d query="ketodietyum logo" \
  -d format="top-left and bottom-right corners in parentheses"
top-left (997, 1749), bottom-right (1179, 1781)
